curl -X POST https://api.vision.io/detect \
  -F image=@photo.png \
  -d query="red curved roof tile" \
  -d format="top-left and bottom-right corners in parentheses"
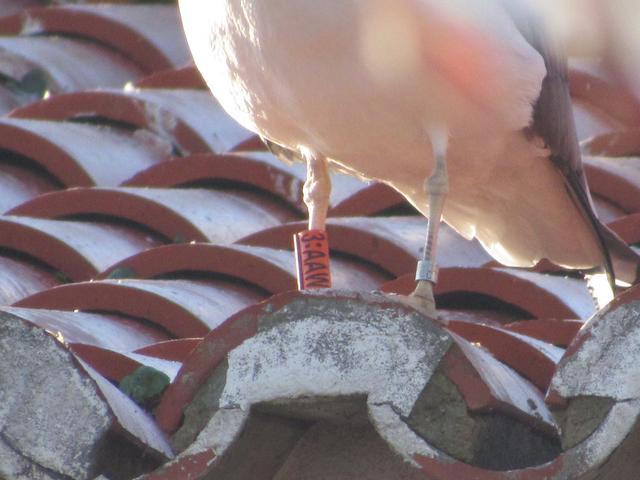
top-left (0, 5), bottom-right (191, 73)
top-left (382, 267), bottom-right (595, 320)
top-left (133, 338), bottom-right (201, 363)
top-left (11, 89), bottom-right (254, 154)
top-left (0, 155), bottom-right (61, 213)
top-left (0, 36), bottom-right (143, 99)
top-left (241, 217), bottom-right (492, 278)
top-left (584, 156), bottom-right (640, 213)
top-left (0, 118), bottom-right (171, 186)
top-left (0, 215), bottom-right (159, 281)
top-left (100, 242), bottom-right (387, 293)
top-left (100, 243), bottom-right (298, 292)
top-left (583, 129), bottom-right (640, 157)
top-left (569, 60), bottom-right (640, 129)
top-left (0, 255), bottom-right (59, 305)
top-left (330, 182), bottom-right (410, 216)
top-left (71, 343), bottom-right (148, 383)
top-left (502, 319), bottom-right (584, 348)
top-left (134, 64), bottom-right (207, 90)
top-left (70, 343), bottom-right (181, 383)
top-left (126, 153), bottom-right (307, 212)
top-left (608, 213), bottom-right (640, 245)
top-left (15, 278), bottom-right (267, 338)
top-left (2, 306), bottom-right (169, 351)
top-left (446, 320), bottom-right (563, 391)
top-left (10, 186), bottom-right (297, 243)
top-left (443, 336), bottom-right (556, 432)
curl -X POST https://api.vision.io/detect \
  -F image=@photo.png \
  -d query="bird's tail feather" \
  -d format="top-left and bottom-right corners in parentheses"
top-left (598, 222), bottom-right (640, 287)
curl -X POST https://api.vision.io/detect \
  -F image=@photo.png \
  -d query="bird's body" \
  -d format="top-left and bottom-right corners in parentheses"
top-left (180, 0), bottom-right (636, 280)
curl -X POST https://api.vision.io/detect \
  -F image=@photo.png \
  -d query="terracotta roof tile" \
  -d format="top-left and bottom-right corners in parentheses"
top-left (134, 64), bottom-right (207, 90)
top-left (0, 153), bottom-right (61, 212)
top-left (0, 215), bottom-right (160, 281)
top-left (2, 305), bottom-right (169, 350)
top-left (11, 89), bottom-right (255, 154)
top-left (584, 155), bottom-right (640, 213)
top-left (70, 343), bottom-right (181, 383)
top-left (0, 118), bottom-right (172, 186)
top-left (0, 36), bottom-right (143, 105)
top-left (10, 186), bottom-right (296, 243)
top-left (241, 217), bottom-right (492, 278)
top-left (15, 278), bottom-right (266, 337)
top-left (382, 267), bottom-right (596, 320)
top-left (0, 4), bottom-right (190, 72)
top-left (0, 1), bottom-right (638, 477)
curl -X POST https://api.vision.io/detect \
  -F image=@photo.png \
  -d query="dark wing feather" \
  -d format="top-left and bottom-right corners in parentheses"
top-left (503, 3), bottom-right (640, 285)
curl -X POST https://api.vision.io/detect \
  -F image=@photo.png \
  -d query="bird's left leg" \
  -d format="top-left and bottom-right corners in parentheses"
top-left (412, 128), bottom-right (449, 317)
top-left (294, 148), bottom-right (332, 289)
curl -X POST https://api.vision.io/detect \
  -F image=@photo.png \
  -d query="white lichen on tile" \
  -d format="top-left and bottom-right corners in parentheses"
top-left (551, 300), bottom-right (640, 400)
top-left (219, 296), bottom-right (451, 417)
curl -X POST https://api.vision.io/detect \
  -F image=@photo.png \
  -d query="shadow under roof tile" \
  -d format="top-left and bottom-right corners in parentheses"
top-left (383, 267), bottom-right (595, 320)
top-left (240, 217), bottom-right (491, 278)
top-left (0, 215), bottom-right (160, 281)
top-left (0, 36), bottom-right (143, 100)
top-left (15, 278), bottom-right (267, 338)
top-left (11, 89), bottom-right (255, 154)
top-left (0, 255), bottom-right (60, 305)
top-left (0, 158), bottom-right (60, 213)
top-left (100, 243), bottom-right (298, 293)
top-left (0, 118), bottom-right (171, 186)
top-left (0, 4), bottom-right (191, 73)
top-left (584, 155), bottom-right (640, 213)
top-left (10, 186), bottom-right (297, 243)
top-left (1, 305), bottom-right (169, 352)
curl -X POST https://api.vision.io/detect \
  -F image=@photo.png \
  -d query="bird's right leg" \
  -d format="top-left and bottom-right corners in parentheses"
top-left (412, 128), bottom-right (449, 317)
top-left (294, 148), bottom-right (333, 289)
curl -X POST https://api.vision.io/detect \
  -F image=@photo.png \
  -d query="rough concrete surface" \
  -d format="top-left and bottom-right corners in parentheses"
top-left (0, 311), bottom-right (113, 480)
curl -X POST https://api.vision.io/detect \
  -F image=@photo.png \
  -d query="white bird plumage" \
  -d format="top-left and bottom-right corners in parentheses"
top-left (179, 0), bottom-right (639, 293)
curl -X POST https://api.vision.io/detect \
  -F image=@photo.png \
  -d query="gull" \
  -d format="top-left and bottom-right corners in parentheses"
top-left (179, 0), bottom-right (639, 311)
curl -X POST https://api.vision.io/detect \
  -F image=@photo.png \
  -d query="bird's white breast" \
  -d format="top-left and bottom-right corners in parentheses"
top-left (179, 0), bottom-right (603, 270)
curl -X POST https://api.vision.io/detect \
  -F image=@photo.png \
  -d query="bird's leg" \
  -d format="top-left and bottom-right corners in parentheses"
top-left (294, 149), bottom-right (332, 289)
top-left (412, 129), bottom-right (449, 316)
top-left (302, 149), bottom-right (331, 231)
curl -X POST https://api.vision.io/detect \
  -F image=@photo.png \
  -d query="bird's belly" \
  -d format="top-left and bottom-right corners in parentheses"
top-left (180, 0), bottom-right (600, 270)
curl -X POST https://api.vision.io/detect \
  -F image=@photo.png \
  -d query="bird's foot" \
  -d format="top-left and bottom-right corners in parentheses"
top-left (409, 280), bottom-right (439, 320)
